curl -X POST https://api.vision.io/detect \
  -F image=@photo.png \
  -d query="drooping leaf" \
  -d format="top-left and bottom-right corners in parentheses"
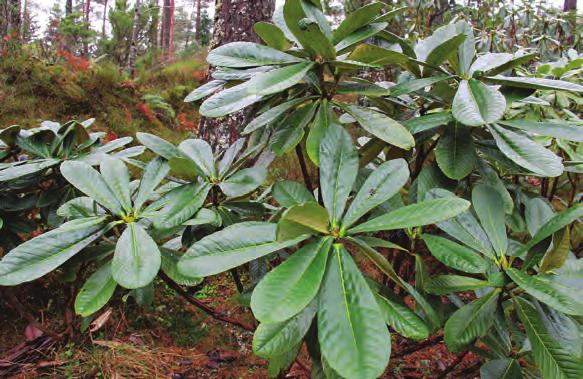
top-left (0, 217), bottom-right (108, 286)
top-left (452, 79), bottom-right (506, 126)
top-left (435, 124), bottom-right (476, 180)
top-left (253, 300), bottom-right (317, 358)
top-left (472, 184), bottom-right (508, 257)
top-left (252, 238), bottom-right (332, 323)
top-left (342, 159), bottom-right (409, 229)
top-left (178, 222), bottom-right (308, 277)
top-left (487, 124), bottom-right (564, 177)
top-left (444, 289), bottom-right (500, 352)
top-left (348, 197), bottom-right (470, 234)
top-left (154, 183), bottom-right (211, 230)
top-left (484, 76), bottom-right (583, 93)
top-left (277, 202), bottom-right (330, 240)
top-left (347, 44), bottom-right (409, 67)
top-left (498, 120), bottom-right (583, 143)
top-left (513, 297), bottom-right (583, 379)
top-left (199, 82), bottom-right (263, 117)
top-left (75, 261), bottom-right (117, 317)
top-left (376, 294), bottom-right (429, 341)
top-left (0, 159), bottom-right (61, 182)
top-left (335, 23), bottom-right (388, 53)
top-left (134, 158), bottom-right (170, 213)
top-left (340, 105), bottom-right (414, 150)
top-left (332, 2), bottom-right (382, 44)
top-left (404, 112), bottom-right (454, 135)
top-left (271, 102), bottom-right (318, 156)
top-left (506, 269), bottom-right (583, 316)
top-left (425, 275), bottom-right (492, 294)
top-left (306, 100), bottom-right (336, 165)
top-left (422, 234), bottom-right (488, 273)
top-left (318, 245), bottom-right (390, 379)
top-left (319, 125), bottom-right (358, 224)
top-left (136, 133), bottom-right (183, 160)
top-left (243, 98), bottom-right (312, 135)
top-left (184, 80), bottom-right (226, 102)
top-left (247, 62), bottom-right (315, 96)
top-left (540, 228), bottom-right (570, 274)
top-left (112, 223), bottom-right (161, 289)
top-left (390, 76), bottom-right (449, 96)
top-left (100, 158), bottom-right (132, 214)
top-left (207, 42), bottom-right (304, 68)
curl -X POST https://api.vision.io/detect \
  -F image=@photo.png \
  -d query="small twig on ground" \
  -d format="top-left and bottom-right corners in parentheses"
top-left (159, 272), bottom-right (255, 332)
top-left (439, 351), bottom-right (470, 378)
top-left (391, 334), bottom-right (444, 359)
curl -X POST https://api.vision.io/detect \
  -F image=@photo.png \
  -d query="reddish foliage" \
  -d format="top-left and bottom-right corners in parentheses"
top-left (57, 49), bottom-right (90, 71)
top-left (137, 102), bottom-right (157, 123)
top-left (177, 112), bottom-right (198, 131)
top-left (192, 69), bottom-right (206, 82)
top-left (104, 131), bottom-right (118, 143)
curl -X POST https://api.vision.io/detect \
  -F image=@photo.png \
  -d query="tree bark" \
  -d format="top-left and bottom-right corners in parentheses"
top-left (83, 0), bottom-right (91, 56)
top-left (198, 0), bottom-right (276, 151)
top-left (101, 0), bottom-right (108, 38)
top-left (127, 0), bottom-right (141, 77)
top-left (195, 0), bottom-right (201, 43)
top-left (0, 0), bottom-right (21, 38)
top-left (563, 0), bottom-right (577, 11)
top-left (161, 0), bottom-right (174, 54)
top-left (65, 0), bottom-right (73, 16)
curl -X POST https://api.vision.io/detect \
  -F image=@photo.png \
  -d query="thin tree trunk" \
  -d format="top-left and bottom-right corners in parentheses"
top-left (65, 0), bottom-right (73, 16)
top-left (83, 0), bottom-right (91, 56)
top-left (195, 0), bottom-right (201, 43)
top-left (563, 0), bottom-right (576, 11)
top-left (101, 0), bottom-right (108, 38)
top-left (127, 0), bottom-right (141, 77)
top-left (161, 0), bottom-right (174, 54)
top-left (198, 0), bottom-right (276, 151)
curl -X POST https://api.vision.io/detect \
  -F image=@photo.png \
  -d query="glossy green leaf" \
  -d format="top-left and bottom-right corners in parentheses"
top-left (444, 289), bottom-right (500, 352)
top-left (472, 184), bottom-right (508, 257)
top-left (506, 269), bottom-right (583, 316)
top-left (376, 294), bottom-right (429, 341)
top-left (480, 359), bottom-right (522, 379)
top-left (252, 238), bottom-right (331, 323)
top-left (318, 245), bottom-right (390, 379)
top-left (220, 167), bottom-right (267, 198)
top-left (487, 124), bottom-right (564, 177)
top-left (404, 112), bottom-right (454, 135)
top-left (481, 52), bottom-right (536, 76)
top-left (425, 275), bottom-right (492, 294)
top-left (178, 222), bottom-right (308, 277)
top-left (283, 0), bottom-right (336, 59)
top-left (423, 234), bottom-right (488, 273)
top-left (0, 217), bottom-right (108, 286)
top-left (333, 2), bottom-right (382, 43)
top-left (178, 139), bottom-right (215, 178)
top-left (485, 76), bottom-right (583, 93)
top-left (75, 261), bottom-right (117, 317)
top-left (254, 22), bottom-right (292, 51)
top-left (347, 44), bottom-right (409, 67)
top-left (306, 100), bottom-right (336, 165)
top-left (335, 22), bottom-right (387, 53)
top-left (390, 76), bottom-right (449, 96)
top-left (271, 103), bottom-right (318, 156)
top-left (435, 124), bottom-right (476, 180)
top-left (207, 42), bottom-right (304, 68)
top-left (477, 160), bottom-right (513, 214)
top-left (540, 228), bottom-right (570, 274)
top-left (499, 120), bottom-right (583, 142)
top-left (112, 223), bottom-right (161, 289)
top-left (513, 297), bottom-right (583, 379)
top-left (100, 158), bottom-right (132, 214)
top-left (153, 183), bottom-right (211, 229)
top-left (253, 300), bottom-right (316, 358)
top-left (277, 202), bottom-right (330, 240)
top-left (160, 249), bottom-right (202, 287)
top-left (243, 98), bottom-right (311, 135)
top-left (134, 158), bottom-right (169, 213)
top-left (136, 132), bottom-right (182, 160)
top-left (272, 180), bottom-right (314, 207)
top-left (319, 125), bottom-right (358, 224)
top-left (0, 159), bottom-right (60, 182)
top-left (199, 82), bottom-right (263, 117)
top-left (342, 159), bottom-right (409, 229)
top-left (348, 197), bottom-right (470, 234)
top-left (452, 79), bottom-right (506, 126)
top-left (61, 161), bottom-right (125, 216)
top-left (184, 80), bottom-right (225, 102)
top-left (340, 104), bottom-right (414, 150)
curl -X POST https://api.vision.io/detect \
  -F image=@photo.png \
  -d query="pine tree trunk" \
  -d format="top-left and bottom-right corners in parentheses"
top-left (563, 0), bottom-right (576, 11)
top-left (195, 0), bottom-right (201, 43)
top-left (127, 0), bottom-right (141, 77)
top-left (65, 0), bottom-right (73, 16)
top-left (198, 0), bottom-right (275, 151)
top-left (161, 0), bottom-right (174, 55)
top-left (101, 0), bottom-right (108, 38)
top-left (83, 0), bottom-right (91, 56)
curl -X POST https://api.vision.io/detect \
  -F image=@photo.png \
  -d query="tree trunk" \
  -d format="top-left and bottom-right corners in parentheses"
top-left (83, 0), bottom-right (91, 56)
top-left (101, 0), bottom-right (108, 38)
top-left (0, 0), bottom-right (21, 38)
top-left (65, 0), bottom-right (73, 16)
top-left (161, 0), bottom-right (174, 54)
top-left (563, 0), bottom-right (576, 11)
top-left (127, 0), bottom-right (141, 77)
top-left (198, 0), bottom-right (276, 151)
top-left (195, 0), bottom-right (201, 43)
